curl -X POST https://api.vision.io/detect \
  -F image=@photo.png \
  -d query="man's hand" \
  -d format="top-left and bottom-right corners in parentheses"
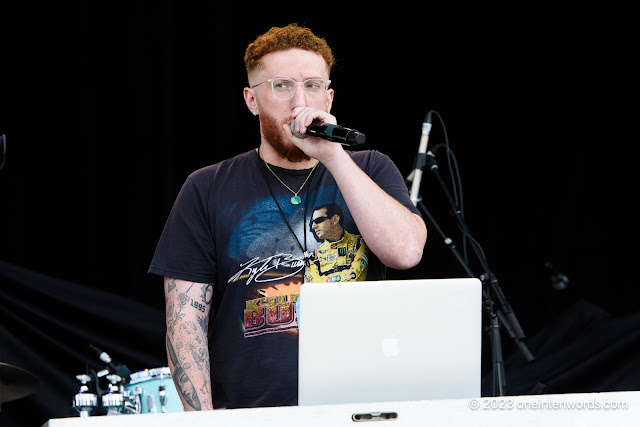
top-left (283, 107), bottom-right (343, 164)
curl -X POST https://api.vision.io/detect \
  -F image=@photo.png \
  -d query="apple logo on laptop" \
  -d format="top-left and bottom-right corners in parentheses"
top-left (381, 337), bottom-right (400, 358)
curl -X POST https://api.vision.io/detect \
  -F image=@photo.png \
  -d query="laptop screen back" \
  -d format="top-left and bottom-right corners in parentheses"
top-left (298, 278), bottom-right (482, 406)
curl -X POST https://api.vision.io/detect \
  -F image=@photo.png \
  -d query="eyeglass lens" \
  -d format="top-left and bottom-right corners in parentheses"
top-left (271, 78), bottom-right (328, 99)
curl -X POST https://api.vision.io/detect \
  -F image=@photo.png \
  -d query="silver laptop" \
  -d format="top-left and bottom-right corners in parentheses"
top-left (298, 278), bottom-right (482, 406)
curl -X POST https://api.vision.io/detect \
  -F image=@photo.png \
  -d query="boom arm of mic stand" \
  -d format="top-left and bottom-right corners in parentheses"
top-left (417, 200), bottom-right (474, 278)
top-left (416, 199), bottom-right (506, 395)
top-left (422, 152), bottom-right (534, 365)
top-left (418, 200), bottom-right (534, 362)
top-left (484, 273), bottom-right (527, 341)
top-left (426, 152), bottom-right (528, 328)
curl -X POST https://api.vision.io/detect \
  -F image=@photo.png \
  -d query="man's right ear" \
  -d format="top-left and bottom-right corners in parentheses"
top-left (243, 87), bottom-right (258, 116)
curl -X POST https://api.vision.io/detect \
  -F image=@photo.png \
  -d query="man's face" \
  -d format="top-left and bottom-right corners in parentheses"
top-left (311, 207), bottom-right (342, 241)
top-left (245, 49), bottom-right (334, 162)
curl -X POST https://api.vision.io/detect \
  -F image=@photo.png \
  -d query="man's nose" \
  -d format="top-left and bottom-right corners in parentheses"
top-left (290, 84), bottom-right (307, 107)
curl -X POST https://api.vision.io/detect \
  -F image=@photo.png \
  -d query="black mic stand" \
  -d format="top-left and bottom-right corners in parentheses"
top-left (415, 151), bottom-right (534, 397)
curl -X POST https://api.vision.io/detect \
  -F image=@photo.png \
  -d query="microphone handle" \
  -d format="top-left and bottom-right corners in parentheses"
top-left (305, 123), bottom-right (364, 145)
top-left (291, 119), bottom-right (366, 146)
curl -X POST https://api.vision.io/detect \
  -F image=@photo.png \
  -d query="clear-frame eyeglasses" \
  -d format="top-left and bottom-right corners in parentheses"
top-left (250, 78), bottom-right (331, 100)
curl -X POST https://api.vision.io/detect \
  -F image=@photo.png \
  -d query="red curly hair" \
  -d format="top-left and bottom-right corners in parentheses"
top-left (244, 23), bottom-right (335, 76)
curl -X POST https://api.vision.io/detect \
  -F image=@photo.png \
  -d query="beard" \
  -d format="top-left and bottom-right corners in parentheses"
top-left (260, 112), bottom-right (310, 163)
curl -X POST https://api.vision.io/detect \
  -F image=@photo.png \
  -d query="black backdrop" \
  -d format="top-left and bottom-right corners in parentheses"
top-left (1, 3), bottom-right (638, 426)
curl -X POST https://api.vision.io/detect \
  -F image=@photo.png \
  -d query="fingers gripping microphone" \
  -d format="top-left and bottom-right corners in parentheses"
top-left (291, 119), bottom-right (366, 146)
top-left (409, 111), bottom-right (433, 206)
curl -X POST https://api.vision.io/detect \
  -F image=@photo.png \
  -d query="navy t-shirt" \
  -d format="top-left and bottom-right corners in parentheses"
top-left (149, 148), bottom-right (420, 408)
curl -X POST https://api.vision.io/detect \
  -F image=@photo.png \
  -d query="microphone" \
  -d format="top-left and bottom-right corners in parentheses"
top-left (409, 111), bottom-right (433, 206)
top-left (89, 344), bottom-right (116, 368)
top-left (89, 344), bottom-right (131, 382)
top-left (290, 119), bottom-right (366, 146)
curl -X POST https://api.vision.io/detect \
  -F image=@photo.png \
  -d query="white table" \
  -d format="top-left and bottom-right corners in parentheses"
top-left (43, 391), bottom-right (639, 427)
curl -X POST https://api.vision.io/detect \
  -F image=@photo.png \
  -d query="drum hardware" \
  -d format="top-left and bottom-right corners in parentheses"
top-left (71, 368), bottom-right (127, 416)
top-left (122, 392), bottom-right (142, 414)
top-left (117, 368), bottom-right (174, 414)
top-left (147, 394), bottom-right (157, 413)
top-left (72, 374), bottom-right (98, 418)
top-left (71, 341), bottom-right (182, 416)
top-left (70, 344), bottom-right (136, 416)
top-left (158, 378), bottom-right (167, 413)
top-left (124, 367), bottom-right (183, 413)
top-left (101, 374), bottom-right (125, 413)
top-left (89, 344), bottom-right (131, 383)
top-left (123, 382), bottom-right (143, 414)
top-left (71, 366), bottom-right (183, 415)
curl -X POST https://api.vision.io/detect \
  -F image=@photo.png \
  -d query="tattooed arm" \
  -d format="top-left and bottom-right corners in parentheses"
top-left (164, 277), bottom-right (214, 411)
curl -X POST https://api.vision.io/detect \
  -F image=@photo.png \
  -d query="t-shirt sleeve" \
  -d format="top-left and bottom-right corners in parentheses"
top-left (148, 175), bottom-right (217, 284)
top-left (365, 151), bottom-right (422, 217)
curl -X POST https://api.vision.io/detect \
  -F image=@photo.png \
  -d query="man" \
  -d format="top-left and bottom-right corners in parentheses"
top-left (305, 203), bottom-right (369, 283)
top-left (149, 23), bottom-right (427, 411)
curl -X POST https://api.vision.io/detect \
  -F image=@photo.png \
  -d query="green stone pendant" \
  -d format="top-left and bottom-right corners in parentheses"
top-left (290, 195), bottom-right (302, 205)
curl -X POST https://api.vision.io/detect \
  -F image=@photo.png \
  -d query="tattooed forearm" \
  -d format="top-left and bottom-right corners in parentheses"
top-left (164, 277), bottom-right (214, 411)
top-left (167, 335), bottom-right (201, 410)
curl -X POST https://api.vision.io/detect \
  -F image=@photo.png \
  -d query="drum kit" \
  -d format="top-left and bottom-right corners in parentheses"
top-left (0, 358), bottom-right (183, 418)
top-left (68, 345), bottom-right (185, 417)
top-left (72, 366), bottom-right (183, 417)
